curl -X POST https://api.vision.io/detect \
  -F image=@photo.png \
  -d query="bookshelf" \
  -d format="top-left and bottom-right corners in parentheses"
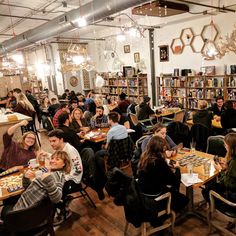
top-left (160, 74), bottom-right (234, 109)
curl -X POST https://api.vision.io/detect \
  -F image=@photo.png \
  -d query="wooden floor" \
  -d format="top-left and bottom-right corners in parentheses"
top-left (37, 131), bottom-right (229, 236)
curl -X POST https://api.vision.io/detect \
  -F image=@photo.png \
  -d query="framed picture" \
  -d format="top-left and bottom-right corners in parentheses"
top-left (70, 76), bottom-right (78, 87)
top-left (124, 45), bottom-right (130, 54)
top-left (123, 66), bottom-right (133, 77)
top-left (134, 52), bottom-right (140, 63)
top-left (159, 45), bottom-right (169, 62)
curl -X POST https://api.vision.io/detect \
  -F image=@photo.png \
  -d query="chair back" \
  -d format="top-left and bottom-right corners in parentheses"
top-left (4, 199), bottom-right (55, 236)
top-left (135, 105), bottom-right (140, 116)
top-left (206, 135), bottom-right (226, 157)
top-left (190, 123), bottom-right (211, 152)
top-left (174, 110), bottom-right (185, 123)
top-left (107, 136), bottom-right (133, 169)
top-left (129, 113), bottom-right (139, 126)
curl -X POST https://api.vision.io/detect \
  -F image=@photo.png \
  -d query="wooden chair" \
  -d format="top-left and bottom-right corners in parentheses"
top-left (129, 113), bottom-right (154, 133)
top-left (124, 192), bottom-right (176, 236)
top-left (162, 109), bottom-right (185, 124)
top-left (208, 190), bottom-right (236, 236)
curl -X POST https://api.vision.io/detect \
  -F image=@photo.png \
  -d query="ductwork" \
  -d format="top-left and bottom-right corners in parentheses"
top-left (0, 0), bottom-right (150, 55)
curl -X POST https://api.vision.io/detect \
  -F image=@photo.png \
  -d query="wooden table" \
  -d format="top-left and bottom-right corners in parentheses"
top-left (0, 112), bottom-right (32, 156)
top-left (80, 128), bottom-right (109, 143)
top-left (0, 169), bottom-right (25, 201)
top-left (172, 150), bottom-right (218, 221)
top-left (155, 108), bottom-right (181, 119)
top-left (186, 119), bottom-right (222, 129)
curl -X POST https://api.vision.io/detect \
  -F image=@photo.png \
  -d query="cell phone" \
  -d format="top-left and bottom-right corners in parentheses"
top-left (214, 155), bottom-right (220, 164)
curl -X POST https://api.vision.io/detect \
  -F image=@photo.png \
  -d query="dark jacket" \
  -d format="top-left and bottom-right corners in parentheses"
top-left (209, 103), bottom-right (226, 116)
top-left (193, 109), bottom-right (213, 129)
top-left (221, 108), bottom-right (236, 130)
top-left (138, 102), bottom-right (154, 120)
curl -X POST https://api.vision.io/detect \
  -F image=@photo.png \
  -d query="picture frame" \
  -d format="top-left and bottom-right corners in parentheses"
top-left (70, 76), bottom-right (78, 87)
top-left (134, 52), bottom-right (140, 63)
top-left (123, 66), bottom-right (133, 77)
top-left (124, 45), bottom-right (130, 54)
top-left (201, 66), bottom-right (215, 76)
top-left (159, 45), bottom-right (169, 62)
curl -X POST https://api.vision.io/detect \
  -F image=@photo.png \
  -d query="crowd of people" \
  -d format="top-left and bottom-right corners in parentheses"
top-left (0, 88), bottom-right (235, 232)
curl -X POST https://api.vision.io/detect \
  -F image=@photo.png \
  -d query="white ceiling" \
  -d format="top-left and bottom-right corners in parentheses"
top-left (0, 0), bottom-right (236, 45)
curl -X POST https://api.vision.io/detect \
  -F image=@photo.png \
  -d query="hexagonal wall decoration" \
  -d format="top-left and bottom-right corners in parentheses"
top-left (191, 34), bottom-right (204, 53)
top-left (180, 27), bottom-right (194, 46)
top-left (201, 21), bottom-right (219, 42)
top-left (171, 38), bottom-right (184, 54)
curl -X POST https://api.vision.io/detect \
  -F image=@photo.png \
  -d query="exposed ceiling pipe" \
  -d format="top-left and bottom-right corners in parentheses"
top-left (0, 0), bottom-right (150, 55)
top-left (0, 13), bottom-right (50, 21)
top-left (174, 0), bottom-right (235, 12)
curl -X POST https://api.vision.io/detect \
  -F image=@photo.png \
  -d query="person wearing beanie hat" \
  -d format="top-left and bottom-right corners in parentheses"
top-left (137, 96), bottom-right (155, 120)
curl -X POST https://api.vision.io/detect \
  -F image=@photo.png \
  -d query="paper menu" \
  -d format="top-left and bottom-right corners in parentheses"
top-left (181, 173), bottom-right (203, 187)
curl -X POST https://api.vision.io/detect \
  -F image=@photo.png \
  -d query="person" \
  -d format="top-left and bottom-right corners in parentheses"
top-left (13, 89), bottom-right (35, 118)
top-left (52, 103), bottom-right (69, 128)
top-left (48, 129), bottom-right (106, 201)
top-left (137, 136), bottom-right (188, 217)
top-left (69, 100), bottom-right (78, 113)
top-left (117, 92), bottom-right (130, 115)
top-left (137, 96), bottom-right (155, 120)
top-left (111, 107), bottom-right (130, 129)
top-left (164, 95), bottom-right (179, 108)
top-left (48, 98), bottom-right (60, 118)
top-left (1, 150), bottom-right (71, 220)
top-left (193, 100), bottom-right (213, 129)
top-left (84, 101), bottom-right (96, 126)
top-left (0, 91), bottom-right (16, 108)
top-left (25, 90), bottom-right (40, 116)
top-left (90, 106), bottom-right (109, 129)
top-left (141, 123), bottom-right (177, 157)
top-left (69, 91), bottom-right (78, 104)
top-left (76, 92), bottom-right (86, 112)
top-left (84, 90), bottom-right (95, 109)
top-left (69, 108), bottom-right (89, 133)
top-left (61, 89), bottom-right (70, 100)
top-left (202, 133), bottom-right (236, 203)
top-left (0, 120), bottom-right (39, 170)
top-left (209, 96), bottom-right (225, 117)
top-left (39, 96), bottom-right (51, 129)
top-left (221, 100), bottom-right (236, 131)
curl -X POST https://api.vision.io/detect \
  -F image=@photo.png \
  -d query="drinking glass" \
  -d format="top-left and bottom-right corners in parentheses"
top-left (204, 161), bottom-right (211, 176)
top-left (187, 163), bottom-right (193, 177)
top-left (190, 141), bottom-right (196, 153)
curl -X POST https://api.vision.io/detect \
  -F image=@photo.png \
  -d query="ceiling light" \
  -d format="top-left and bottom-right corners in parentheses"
top-left (116, 33), bottom-right (126, 42)
top-left (72, 55), bottom-right (85, 65)
top-left (76, 17), bottom-right (87, 27)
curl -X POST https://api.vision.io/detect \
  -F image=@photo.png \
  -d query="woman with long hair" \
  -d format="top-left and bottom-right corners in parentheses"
top-left (69, 108), bottom-right (89, 133)
top-left (39, 96), bottom-right (51, 129)
top-left (203, 132), bottom-right (236, 202)
top-left (13, 92), bottom-right (35, 117)
top-left (138, 136), bottom-right (188, 214)
top-left (0, 120), bottom-right (39, 170)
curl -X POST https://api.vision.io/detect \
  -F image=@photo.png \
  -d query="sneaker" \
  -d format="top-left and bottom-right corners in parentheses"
top-left (53, 209), bottom-right (72, 226)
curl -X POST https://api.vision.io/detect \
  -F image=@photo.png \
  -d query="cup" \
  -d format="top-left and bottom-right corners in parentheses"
top-left (28, 159), bottom-right (37, 169)
top-left (187, 163), bottom-right (193, 176)
top-left (35, 170), bottom-right (43, 178)
top-left (204, 161), bottom-right (211, 176)
top-left (38, 154), bottom-right (45, 167)
top-left (190, 142), bottom-right (196, 153)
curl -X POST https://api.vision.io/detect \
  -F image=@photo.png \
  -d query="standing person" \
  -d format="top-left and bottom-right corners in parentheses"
top-left (61, 89), bottom-right (70, 100)
top-left (209, 96), bottom-right (225, 117)
top-left (137, 96), bottom-right (155, 120)
top-left (193, 100), bottom-right (213, 129)
top-left (0, 120), bottom-right (39, 170)
top-left (13, 89), bottom-right (35, 118)
top-left (137, 136), bottom-right (188, 218)
top-left (118, 92), bottom-right (130, 116)
top-left (202, 133), bottom-right (236, 202)
top-left (39, 96), bottom-right (51, 129)
top-left (90, 106), bottom-right (109, 129)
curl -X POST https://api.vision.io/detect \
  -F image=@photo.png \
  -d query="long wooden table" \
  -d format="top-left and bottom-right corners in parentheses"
top-left (155, 108), bottom-right (181, 118)
top-left (0, 112), bottom-right (32, 156)
top-left (80, 128), bottom-right (109, 143)
top-left (186, 118), bottom-right (222, 129)
top-left (172, 150), bottom-right (218, 221)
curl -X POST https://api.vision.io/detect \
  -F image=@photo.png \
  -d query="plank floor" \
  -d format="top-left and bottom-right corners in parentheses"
top-left (38, 131), bottom-right (229, 236)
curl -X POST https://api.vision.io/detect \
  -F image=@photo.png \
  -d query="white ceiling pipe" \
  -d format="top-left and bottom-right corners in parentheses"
top-left (0, 0), bottom-right (150, 55)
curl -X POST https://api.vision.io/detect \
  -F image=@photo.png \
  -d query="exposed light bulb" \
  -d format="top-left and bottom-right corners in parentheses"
top-left (76, 17), bottom-right (87, 27)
